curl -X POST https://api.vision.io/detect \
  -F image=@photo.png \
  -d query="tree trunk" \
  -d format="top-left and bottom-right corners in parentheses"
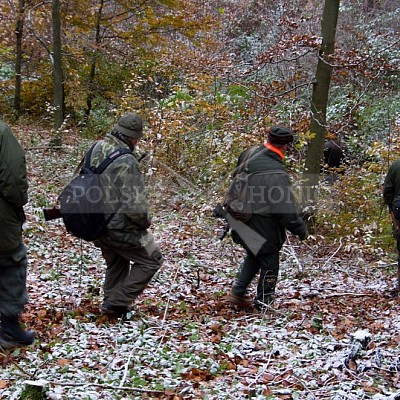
top-left (84, 0), bottom-right (105, 124)
top-left (13, 0), bottom-right (25, 119)
top-left (51, 0), bottom-right (64, 146)
top-left (301, 0), bottom-right (340, 231)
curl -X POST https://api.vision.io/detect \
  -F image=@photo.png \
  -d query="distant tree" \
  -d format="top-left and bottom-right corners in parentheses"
top-left (301, 0), bottom-right (340, 230)
top-left (52, 0), bottom-right (64, 142)
top-left (83, 0), bottom-right (104, 124)
top-left (13, 0), bottom-right (25, 118)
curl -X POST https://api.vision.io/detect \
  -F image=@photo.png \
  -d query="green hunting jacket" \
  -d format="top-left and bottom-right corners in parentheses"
top-left (383, 159), bottom-right (400, 208)
top-left (230, 144), bottom-right (307, 249)
top-left (89, 133), bottom-right (151, 248)
top-left (0, 121), bottom-right (28, 252)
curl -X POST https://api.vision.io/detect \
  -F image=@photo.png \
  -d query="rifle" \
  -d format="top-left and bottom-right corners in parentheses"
top-left (212, 203), bottom-right (266, 256)
top-left (43, 206), bottom-right (62, 221)
top-left (390, 211), bottom-right (400, 291)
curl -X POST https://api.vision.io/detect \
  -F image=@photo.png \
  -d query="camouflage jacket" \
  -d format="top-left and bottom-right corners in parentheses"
top-left (89, 133), bottom-right (151, 248)
top-left (0, 121), bottom-right (28, 252)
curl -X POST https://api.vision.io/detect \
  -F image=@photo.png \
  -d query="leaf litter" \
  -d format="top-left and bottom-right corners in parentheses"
top-left (1, 127), bottom-right (400, 399)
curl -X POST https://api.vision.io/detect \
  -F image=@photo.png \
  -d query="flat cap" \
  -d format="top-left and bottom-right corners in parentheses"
top-left (268, 126), bottom-right (294, 145)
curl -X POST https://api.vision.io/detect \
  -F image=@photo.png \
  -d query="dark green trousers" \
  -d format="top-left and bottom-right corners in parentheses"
top-left (0, 243), bottom-right (28, 316)
top-left (232, 245), bottom-right (280, 305)
top-left (99, 233), bottom-right (163, 308)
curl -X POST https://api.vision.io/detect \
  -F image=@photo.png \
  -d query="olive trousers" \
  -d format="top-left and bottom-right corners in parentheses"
top-left (99, 233), bottom-right (163, 308)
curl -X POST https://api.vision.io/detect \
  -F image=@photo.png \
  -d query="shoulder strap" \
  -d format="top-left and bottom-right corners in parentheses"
top-left (83, 142), bottom-right (132, 174)
top-left (249, 170), bottom-right (287, 177)
top-left (95, 148), bottom-right (133, 174)
top-left (232, 146), bottom-right (260, 177)
top-left (83, 142), bottom-right (98, 171)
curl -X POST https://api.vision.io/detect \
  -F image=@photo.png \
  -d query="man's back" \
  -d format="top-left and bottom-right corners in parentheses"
top-left (237, 145), bottom-right (285, 175)
top-left (383, 159), bottom-right (400, 207)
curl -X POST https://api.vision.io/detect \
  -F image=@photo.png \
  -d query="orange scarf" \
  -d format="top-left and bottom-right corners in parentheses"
top-left (264, 142), bottom-right (284, 160)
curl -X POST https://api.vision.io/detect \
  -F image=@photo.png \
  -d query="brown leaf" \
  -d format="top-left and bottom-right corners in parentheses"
top-left (0, 380), bottom-right (9, 389)
top-left (211, 333), bottom-right (221, 343)
top-left (261, 372), bottom-right (274, 382)
top-left (347, 359), bottom-right (357, 371)
top-left (57, 358), bottom-right (71, 367)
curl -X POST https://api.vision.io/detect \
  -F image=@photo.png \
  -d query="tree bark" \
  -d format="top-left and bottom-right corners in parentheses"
top-left (51, 0), bottom-right (64, 145)
top-left (301, 0), bottom-right (340, 231)
top-left (13, 0), bottom-right (25, 118)
top-left (84, 0), bottom-right (105, 123)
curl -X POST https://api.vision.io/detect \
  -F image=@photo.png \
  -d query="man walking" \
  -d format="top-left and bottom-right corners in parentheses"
top-left (383, 158), bottom-right (400, 288)
top-left (88, 112), bottom-right (164, 318)
top-left (226, 126), bottom-right (307, 311)
top-left (0, 120), bottom-right (35, 347)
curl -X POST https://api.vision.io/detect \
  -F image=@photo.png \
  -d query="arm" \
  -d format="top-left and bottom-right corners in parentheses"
top-left (273, 175), bottom-right (307, 239)
top-left (0, 124), bottom-right (28, 207)
top-left (383, 166), bottom-right (395, 207)
top-left (118, 156), bottom-right (151, 229)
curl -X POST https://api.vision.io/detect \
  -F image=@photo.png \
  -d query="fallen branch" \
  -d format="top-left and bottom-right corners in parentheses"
top-left (301, 291), bottom-right (376, 299)
top-left (45, 380), bottom-right (165, 394)
top-left (26, 146), bottom-right (63, 150)
top-left (1, 374), bottom-right (166, 395)
top-left (0, 349), bottom-right (34, 378)
top-left (322, 238), bottom-right (343, 269)
top-left (322, 292), bottom-right (375, 298)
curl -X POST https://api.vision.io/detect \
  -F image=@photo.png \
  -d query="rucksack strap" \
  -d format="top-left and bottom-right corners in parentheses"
top-left (95, 148), bottom-right (133, 174)
top-left (83, 142), bottom-right (98, 171)
top-left (83, 142), bottom-right (132, 174)
top-left (232, 146), bottom-right (260, 177)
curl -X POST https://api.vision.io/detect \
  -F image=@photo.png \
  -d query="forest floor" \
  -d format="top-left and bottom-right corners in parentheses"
top-left (1, 126), bottom-right (400, 399)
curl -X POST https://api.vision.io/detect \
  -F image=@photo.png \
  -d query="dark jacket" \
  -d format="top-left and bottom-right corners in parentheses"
top-left (231, 145), bottom-right (307, 248)
top-left (0, 121), bottom-right (28, 252)
top-left (90, 134), bottom-right (151, 248)
top-left (383, 159), bottom-right (400, 208)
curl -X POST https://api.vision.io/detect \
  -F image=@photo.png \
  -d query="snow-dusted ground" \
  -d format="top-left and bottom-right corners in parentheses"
top-left (1, 137), bottom-right (400, 399)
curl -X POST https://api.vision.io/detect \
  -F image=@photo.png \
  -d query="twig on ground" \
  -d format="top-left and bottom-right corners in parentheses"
top-left (322, 292), bottom-right (375, 298)
top-left (284, 236), bottom-right (304, 272)
top-left (322, 238), bottom-right (343, 269)
top-left (0, 349), bottom-right (35, 378)
top-left (45, 380), bottom-right (165, 394)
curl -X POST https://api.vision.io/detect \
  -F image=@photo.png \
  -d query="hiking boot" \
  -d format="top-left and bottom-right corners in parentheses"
top-left (0, 314), bottom-right (35, 348)
top-left (101, 305), bottom-right (130, 318)
top-left (226, 293), bottom-right (253, 308)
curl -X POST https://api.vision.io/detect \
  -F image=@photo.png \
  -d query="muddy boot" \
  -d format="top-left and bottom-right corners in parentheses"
top-left (226, 292), bottom-right (253, 309)
top-left (0, 314), bottom-right (35, 348)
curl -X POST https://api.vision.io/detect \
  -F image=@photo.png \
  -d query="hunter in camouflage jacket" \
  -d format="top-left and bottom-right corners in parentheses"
top-left (89, 133), bottom-right (151, 249)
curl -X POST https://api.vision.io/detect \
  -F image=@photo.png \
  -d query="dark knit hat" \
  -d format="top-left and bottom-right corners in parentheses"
top-left (267, 126), bottom-right (294, 145)
top-left (113, 112), bottom-right (143, 138)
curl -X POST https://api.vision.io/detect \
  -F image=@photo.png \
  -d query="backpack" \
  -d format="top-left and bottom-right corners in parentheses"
top-left (392, 196), bottom-right (400, 220)
top-left (59, 143), bottom-right (132, 241)
top-left (223, 146), bottom-right (286, 221)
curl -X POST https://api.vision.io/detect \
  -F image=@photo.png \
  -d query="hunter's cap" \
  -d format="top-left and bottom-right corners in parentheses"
top-left (268, 126), bottom-right (294, 145)
top-left (113, 112), bottom-right (143, 138)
